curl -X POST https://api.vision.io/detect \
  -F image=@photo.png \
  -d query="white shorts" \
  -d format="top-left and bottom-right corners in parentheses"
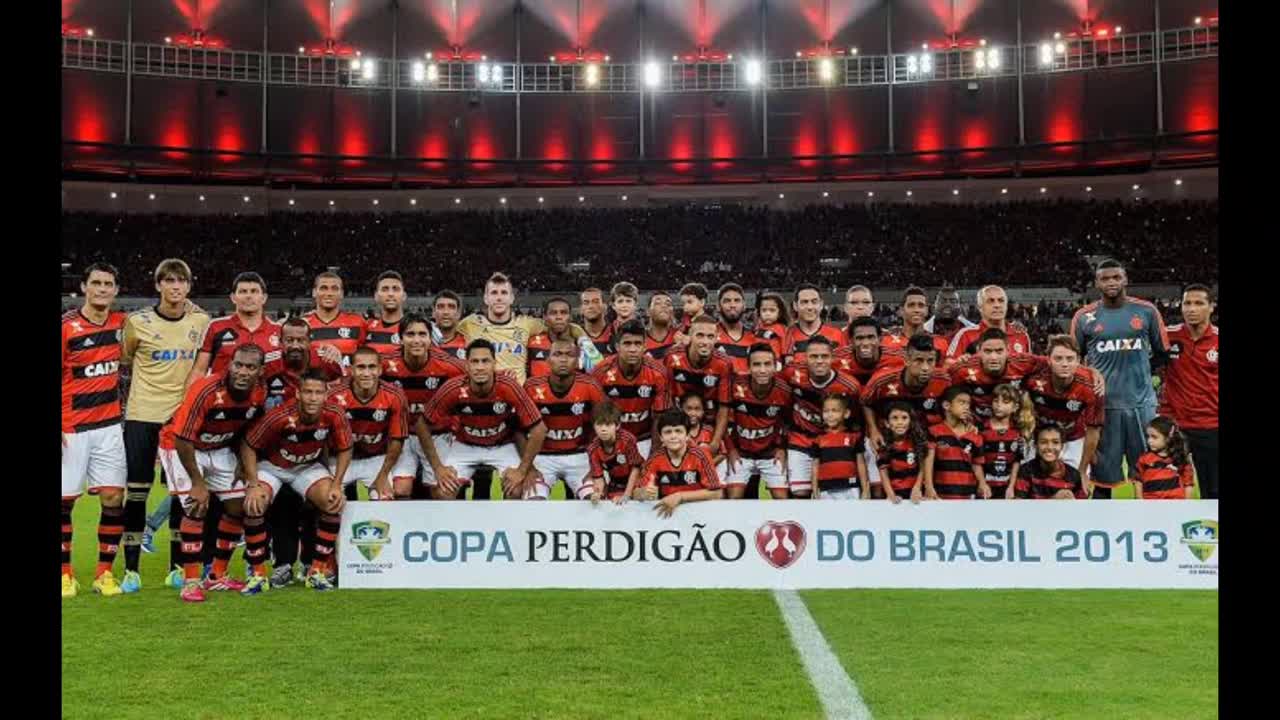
top-left (160, 446), bottom-right (241, 499)
top-left (445, 442), bottom-right (522, 482)
top-left (1022, 437), bottom-right (1085, 469)
top-left (816, 487), bottom-right (861, 500)
top-left (787, 448), bottom-right (815, 493)
top-left (61, 424), bottom-right (127, 499)
top-left (527, 452), bottom-right (592, 499)
top-left (723, 455), bottom-right (788, 489)
top-left (864, 444), bottom-right (881, 485)
top-left (333, 454), bottom-right (407, 490)
top-left (255, 461), bottom-right (333, 502)
top-left (395, 433), bottom-right (453, 485)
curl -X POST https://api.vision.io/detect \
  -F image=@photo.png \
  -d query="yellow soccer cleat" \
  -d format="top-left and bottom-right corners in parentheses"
top-left (62, 574), bottom-right (80, 598)
top-left (92, 571), bottom-right (124, 597)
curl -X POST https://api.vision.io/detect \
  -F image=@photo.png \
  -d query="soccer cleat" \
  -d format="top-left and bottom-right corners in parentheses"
top-left (92, 572), bottom-right (124, 597)
top-left (293, 563), bottom-right (307, 584)
top-left (305, 570), bottom-right (335, 591)
top-left (180, 581), bottom-right (206, 603)
top-left (202, 575), bottom-right (246, 592)
top-left (164, 567), bottom-right (184, 590)
top-left (269, 564), bottom-right (294, 589)
top-left (140, 529), bottom-right (156, 554)
top-left (120, 570), bottom-right (142, 594)
top-left (240, 574), bottom-right (270, 596)
top-left (62, 574), bottom-right (80, 599)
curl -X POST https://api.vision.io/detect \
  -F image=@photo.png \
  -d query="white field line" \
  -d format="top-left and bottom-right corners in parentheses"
top-left (772, 589), bottom-right (873, 720)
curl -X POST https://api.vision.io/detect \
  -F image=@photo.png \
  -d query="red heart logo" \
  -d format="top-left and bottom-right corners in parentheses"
top-left (755, 521), bottom-right (807, 569)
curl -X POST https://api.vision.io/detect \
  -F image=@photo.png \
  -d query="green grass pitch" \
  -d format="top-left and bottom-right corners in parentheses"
top-left (62, 482), bottom-right (1216, 719)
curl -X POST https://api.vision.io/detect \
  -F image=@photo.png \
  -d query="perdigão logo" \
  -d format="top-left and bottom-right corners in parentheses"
top-left (1180, 520), bottom-right (1218, 562)
top-left (352, 520), bottom-right (392, 561)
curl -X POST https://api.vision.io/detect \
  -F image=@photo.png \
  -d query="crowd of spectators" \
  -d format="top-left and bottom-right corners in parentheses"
top-left (62, 198), bottom-right (1218, 298)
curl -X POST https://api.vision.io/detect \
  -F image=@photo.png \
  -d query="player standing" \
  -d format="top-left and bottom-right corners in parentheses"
top-left (610, 282), bottom-right (641, 327)
top-left (882, 287), bottom-right (951, 359)
top-left (862, 333), bottom-right (953, 450)
top-left (365, 271), bottom-right (407, 357)
top-left (843, 285), bottom-right (876, 324)
top-left (524, 338), bottom-right (606, 499)
top-left (835, 317), bottom-right (904, 386)
top-left (304, 271), bottom-right (367, 366)
top-left (948, 328), bottom-right (1052, 422)
top-left (1022, 335), bottom-right (1104, 475)
top-left (1158, 284), bottom-right (1218, 498)
top-left (240, 371), bottom-right (352, 593)
top-left (118, 258), bottom-right (209, 593)
top-left (579, 287), bottom-right (614, 357)
top-left (922, 286), bottom-right (977, 350)
top-left (783, 284), bottom-right (844, 365)
top-left (780, 336), bottom-right (861, 498)
top-left (262, 317), bottom-right (347, 404)
top-left (644, 291), bottom-right (679, 360)
top-left (186, 272), bottom-right (281, 386)
top-left (458, 272), bottom-right (588, 386)
top-left (431, 290), bottom-right (468, 360)
top-left (526, 297), bottom-right (576, 380)
top-left (714, 283), bottom-right (755, 377)
top-left (1070, 259), bottom-right (1169, 499)
top-left (665, 315), bottom-right (733, 454)
top-left (62, 263), bottom-right (129, 598)
top-left (947, 286), bottom-right (1033, 360)
top-left (420, 339), bottom-right (548, 500)
top-left (592, 320), bottom-right (671, 456)
top-left (160, 344), bottom-right (267, 602)
top-left (723, 344), bottom-right (792, 499)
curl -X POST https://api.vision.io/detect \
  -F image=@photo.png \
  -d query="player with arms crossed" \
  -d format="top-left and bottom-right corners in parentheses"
top-left (592, 320), bottom-right (672, 456)
top-left (524, 337), bottom-right (606, 499)
top-left (62, 263), bottom-right (129, 598)
top-left (1070, 259), bottom-right (1168, 499)
top-left (723, 343), bottom-right (792, 499)
top-left (161, 344), bottom-right (267, 602)
top-left (637, 410), bottom-right (725, 517)
top-left (420, 339), bottom-right (548, 500)
top-left (240, 370), bottom-right (353, 593)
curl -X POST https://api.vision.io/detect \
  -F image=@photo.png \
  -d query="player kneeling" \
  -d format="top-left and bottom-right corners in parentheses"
top-left (240, 370), bottom-right (353, 593)
top-left (329, 347), bottom-right (411, 502)
top-left (811, 395), bottom-right (870, 499)
top-left (585, 401), bottom-right (645, 503)
top-left (636, 410), bottom-right (724, 517)
top-left (159, 344), bottom-right (267, 602)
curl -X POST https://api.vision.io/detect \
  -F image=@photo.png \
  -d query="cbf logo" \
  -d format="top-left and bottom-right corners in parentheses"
top-left (755, 521), bottom-right (807, 569)
top-left (1181, 520), bottom-right (1218, 562)
top-left (352, 520), bottom-right (392, 560)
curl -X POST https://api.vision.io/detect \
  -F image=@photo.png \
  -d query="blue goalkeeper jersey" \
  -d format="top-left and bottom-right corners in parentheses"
top-left (1070, 297), bottom-right (1169, 411)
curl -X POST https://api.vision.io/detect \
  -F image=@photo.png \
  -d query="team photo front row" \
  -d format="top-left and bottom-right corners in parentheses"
top-left (61, 262), bottom-right (1215, 601)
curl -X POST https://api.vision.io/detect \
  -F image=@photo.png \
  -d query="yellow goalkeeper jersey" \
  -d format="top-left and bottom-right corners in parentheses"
top-left (456, 313), bottom-right (584, 384)
top-left (121, 304), bottom-right (210, 423)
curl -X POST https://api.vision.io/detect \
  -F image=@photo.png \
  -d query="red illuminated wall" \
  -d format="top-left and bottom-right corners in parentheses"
top-left (62, 70), bottom-right (126, 146)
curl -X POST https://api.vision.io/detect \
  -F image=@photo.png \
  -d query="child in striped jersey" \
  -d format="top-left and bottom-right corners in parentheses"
top-left (811, 395), bottom-right (869, 500)
top-left (982, 384), bottom-right (1036, 500)
top-left (877, 402), bottom-right (929, 504)
top-left (1130, 416), bottom-right (1197, 499)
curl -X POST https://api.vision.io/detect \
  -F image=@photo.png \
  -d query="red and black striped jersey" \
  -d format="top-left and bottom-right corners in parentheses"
top-left (860, 367), bottom-right (952, 432)
top-left (715, 323), bottom-right (757, 377)
top-left (526, 332), bottom-right (554, 380)
top-left (878, 436), bottom-right (924, 493)
top-left (381, 350), bottom-right (467, 431)
top-left (327, 380), bottom-right (409, 459)
top-left (1132, 452), bottom-right (1195, 499)
top-left (641, 446), bottom-right (723, 498)
top-left (928, 422), bottom-right (985, 499)
top-left (1015, 460), bottom-right (1086, 499)
top-left (754, 323), bottom-right (786, 360)
top-left (583, 323), bottom-right (615, 359)
top-left (61, 309), bottom-right (126, 433)
top-left (200, 314), bottom-right (282, 375)
top-left (665, 349), bottom-right (733, 413)
top-left (524, 374), bottom-right (606, 454)
top-left (779, 366), bottom-right (862, 449)
top-left (591, 356), bottom-right (671, 442)
top-left (1023, 366), bottom-right (1104, 442)
top-left (814, 429), bottom-right (865, 493)
top-left (948, 354), bottom-right (1048, 421)
top-left (834, 346), bottom-right (905, 386)
top-left (644, 326), bottom-right (678, 360)
top-left (947, 321), bottom-right (1033, 360)
top-left (161, 373), bottom-right (267, 451)
top-left (364, 317), bottom-right (403, 357)
top-left (781, 323), bottom-right (844, 366)
top-left (246, 400), bottom-right (352, 469)
top-left (588, 429), bottom-right (645, 498)
top-left (434, 332), bottom-right (468, 361)
top-left (689, 423), bottom-right (726, 460)
top-left (423, 375), bottom-right (543, 447)
top-left (261, 349), bottom-right (346, 404)
top-left (979, 422), bottom-right (1024, 487)
top-left (304, 310), bottom-right (368, 365)
top-left (726, 377), bottom-right (792, 458)
top-left (881, 329), bottom-right (950, 362)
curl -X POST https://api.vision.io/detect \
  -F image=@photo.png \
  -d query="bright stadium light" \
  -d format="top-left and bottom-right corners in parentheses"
top-left (744, 58), bottom-right (762, 86)
top-left (907, 55), bottom-right (919, 74)
top-left (1039, 187), bottom-right (1047, 194)
top-left (822, 191), bottom-right (830, 197)
top-left (920, 53), bottom-right (933, 73)
top-left (585, 62), bottom-right (600, 87)
top-left (362, 60), bottom-right (376, 81)
top-left (410, 198), bottom-right (417, 205)
top-left (165, 36), bottom-right (172, 44)
top-left (148, 193), bottom-right (156, 200)
top-left (500, 197), bottom-right (507, 204)
top-left (975, 50), bottom-right (986, 70)
top-left (372, 199), bottom-right (379, 205)
top-left (426, 63), bottom-right (439, 83)
top-left (537, 196), bottom-right (544, 204)
top-left (1194, 16), bottom-right (1202, 25)
top-left (1055, 41), bottom-right (1066, 55)
top-left (952, 188), bottom-right (960, 196)
top-left (454, 197), bottom-right (461, 204)
top-left (1038, 43), bottom-right (1052, 66)
top-left (1085, 186), bottom-right (1092, 192)
top-left (778, 193), bottom-right (785, 199)
top-left (867, 191), bottom-right (874, 197)
top-left (644, 61), bottom-right (661, 88)
top-left (906, 190), bottom-right (913, 197)
top-left (491, 64), bottom-right (503, 84)
top-left (621, 195), bottom-right (628, 201)
top-left (578, 196), bottom-right (585, 202)
top-left (243, 195), bottom-right (250, 203)
top-left (1132, 183), bottom-right (1140, 190)
top-left (411, 61), bottom-right (425, 83)
top-left (987, 48), bottom-right (1000, 69)
top-left (850, 47), bottom-right (858, 55)
top-left (86, 28), bottom-right (94, 37)
top-left (288, 198), bottom-right (295, 205)
top-left (351, 58), bottom-right (362, 71)
top-left (1001, 188), bottom-right (1008, 194)
top-left (1175, 178), bottom-right (1183, 186)
top-left (198, 195), bottom-right (205, 202)
top-left (329, 200), bottom-right (335, 206)
top-left (818, 57), bottom-right (834, 83)
top-left (478, 63), bottom-right (490, 84)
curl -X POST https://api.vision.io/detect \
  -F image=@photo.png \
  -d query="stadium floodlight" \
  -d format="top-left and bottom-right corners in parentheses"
top-left (165, 36), bottom-right (172, 44)
top-left (621, 194), bottom-right (628, 201)
top-left (822, 191), bottom-right (830, 197)
top-left (795, 51), bottom-right (802, 58)
top-left (1038, 43), bottom-right (1053, 66)
top-left (907, 55), bottom-right (919, 74)
top-left (1132, 183), bottom-right (1140, 190)
top-left (585, 62), bottom-right (600, 87)
top-left (351, 58), bottom-right (362, 71)
top-left (148, 193), bottom-right (156, 200)
top-left (1055, 42), bottom-right (1066, 54)
top-left (952, 188), bottom-right (960, 195)
top-left (604, 55), bottom-right (610, 61)
top-left (975, 51), bottom-right (986, 70)
top-left (491, 64), bottom-right (502, 84)
top-left (426, 63), bottom-right (439, 83)
top-left (243, 195), bottom-right (250, 203)
top-left (1085, 186), bottom-right (1092, 192)
top-left (477, 63), bottom-right (491, 84)
top-left (818, 57), bottom-right (834, 83)
top-left (644, 61), bottom-right (661, 89)
top-left (454, 197), bottom-right (461, 204)
top-left (288, 198), bottom-right (295, 205)
top-left (1114, 26), bottom-right (1122, 34)
top-left (362, 60), bottom-right (376, 81)
top-left (980, 39), bottom-right (987, 47)
top-left (329, 200), bottom-right (335, 206)
top-left (86, 28), bottom-right (94, 37)
top-left (778, 193), bottom-right (785, 199)
top-left (1039, 187), bottom-right (1047, 194)
top-left (500, 197), bottom-right (508, 204)
top-left (744, 58), bottom-right (762, 86)
top-left (411, 61), bottom-right (425, 83)
top-left (298, 46), bottom-right (305, 54)
top-left (372, 199), bottom-right (379, 205)
top-left (537, 196), bottom-right (545, 203)
top-left (987, 48), bottom-right (1000, 69)
top-left (906, 190), bottom-right (913, 197)
top-left (1194, 16), bottom-right (1202, 25)
top-left (920, 53), bottom-right (933, 73)
top-left (1175, 178), bottom-right (1183, 186)
top-left (1001, 188), bottom-right (1008, 194)
top-left (1054, 32), bottom-right (1061, 39)
top-left (426, 52), bottom-right (433, 59)
top-left (410, 198), bottom-right (417, 205)
top-left (867, 191), bottom-right (874, 197)
top-left (550, 55), bottom-right (557, 62)
top-left (850, 47), bottom-right (858, 55)
top-left (198, 195), bottom-right (206, 201)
